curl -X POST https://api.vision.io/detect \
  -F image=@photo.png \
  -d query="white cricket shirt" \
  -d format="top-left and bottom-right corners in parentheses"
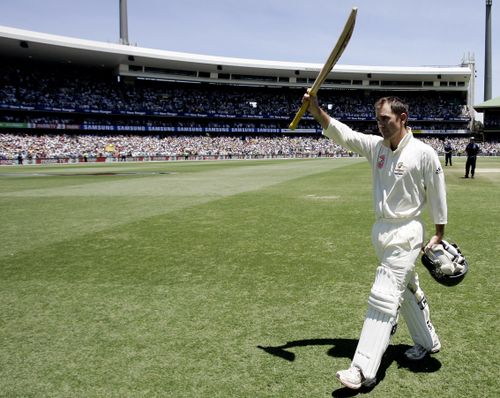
top-left (323, 118), bottom-right (447, 224)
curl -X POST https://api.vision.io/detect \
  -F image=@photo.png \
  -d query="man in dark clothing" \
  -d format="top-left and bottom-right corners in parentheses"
top-left (464, 137), bottom-right (480, 178)
top-left (444, 140), bottom-right (453, 166)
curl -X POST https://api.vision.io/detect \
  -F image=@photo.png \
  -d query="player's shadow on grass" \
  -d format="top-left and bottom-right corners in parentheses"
top-left (257, 338), bottom-right (441, 397)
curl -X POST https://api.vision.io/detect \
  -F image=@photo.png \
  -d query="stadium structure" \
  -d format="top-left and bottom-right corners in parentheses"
top-left (0, 23), bottom-right (482, 164)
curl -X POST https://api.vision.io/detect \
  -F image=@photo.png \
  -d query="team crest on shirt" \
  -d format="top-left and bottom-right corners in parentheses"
top-left (394, 162), bottom-right (406, 176)
top-left (377, 154), bottom-right (386, 169)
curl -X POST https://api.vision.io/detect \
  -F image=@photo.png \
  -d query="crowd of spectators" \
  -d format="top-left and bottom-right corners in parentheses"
top-left (0, 133), bottom-right (349, 160)
top-left (0, 59), bottom-right (470, 129)
top-left (1, 58), bottom-right (491, 165)
top-left (1, 132), bottom-right (498, 163)
top-left (420, 137), bottom-right (499, 156)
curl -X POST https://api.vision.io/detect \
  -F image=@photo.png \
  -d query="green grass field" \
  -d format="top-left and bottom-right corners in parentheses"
top-left (1, 157), bottom-right (499, 397)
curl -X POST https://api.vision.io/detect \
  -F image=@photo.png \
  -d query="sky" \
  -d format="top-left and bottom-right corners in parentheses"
top-left (0, 0), bottom-right (498, 103)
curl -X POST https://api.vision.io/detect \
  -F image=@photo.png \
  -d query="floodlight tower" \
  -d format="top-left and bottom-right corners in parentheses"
top-left (484, 0), bottom-right (492, 100)
top-left (119, 0), bottom-right (129, 45)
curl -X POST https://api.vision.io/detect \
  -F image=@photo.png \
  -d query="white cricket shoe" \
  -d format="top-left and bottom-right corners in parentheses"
top-left (336, 366), bottom-right (376, 390)
top-left (404, 338), bottom-right (441, 361)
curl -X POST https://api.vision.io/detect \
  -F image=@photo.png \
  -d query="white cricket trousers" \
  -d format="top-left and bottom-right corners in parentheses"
top-left (371, 218), bottom-right (424, 287)
top-left (351, 218), bottom-right (437, 381)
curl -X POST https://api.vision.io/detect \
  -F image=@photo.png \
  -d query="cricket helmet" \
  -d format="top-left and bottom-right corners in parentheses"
top-left (421, 240), bottom-right (468, 287)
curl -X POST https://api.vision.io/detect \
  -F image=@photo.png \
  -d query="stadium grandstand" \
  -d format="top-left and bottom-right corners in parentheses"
top-left (0, 24), bottom-right (498, 165)
top-left (474, 97), bottom-right (500, 138)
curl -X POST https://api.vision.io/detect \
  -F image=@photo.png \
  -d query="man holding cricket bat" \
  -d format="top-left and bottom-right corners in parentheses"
top-left (304, 92), bottom-right (447, 389)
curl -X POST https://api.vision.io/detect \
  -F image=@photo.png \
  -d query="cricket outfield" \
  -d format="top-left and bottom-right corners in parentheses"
top-left (1, 157), bottom-right (498, 397)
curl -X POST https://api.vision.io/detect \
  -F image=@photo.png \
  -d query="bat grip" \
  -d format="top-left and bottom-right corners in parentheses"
top-left (288, 97), bottom-right (311, 130)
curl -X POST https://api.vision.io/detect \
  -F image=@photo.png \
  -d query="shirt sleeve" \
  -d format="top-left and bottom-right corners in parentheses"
top-left (323, 117), bottom-right (381, 161)
top-left (423, 148), bottom-right (448, 225)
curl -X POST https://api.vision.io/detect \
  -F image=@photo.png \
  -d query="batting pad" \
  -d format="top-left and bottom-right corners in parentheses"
top-left (367, 266), bottom-right (400, 317)
top-left (352, 307), bottom-right (395, 381)
top-left (400, 287), bottom-right (436, 351)
top-left (352, 266), bottom-right (400, 381)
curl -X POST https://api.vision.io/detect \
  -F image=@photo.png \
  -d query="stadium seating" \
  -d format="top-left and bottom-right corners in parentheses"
top-left (2, 57), bottom-right (497, 164)
top-left (0, 58), bottom-right (470, 135)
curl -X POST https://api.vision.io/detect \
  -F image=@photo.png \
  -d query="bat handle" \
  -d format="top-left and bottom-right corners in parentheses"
top-left (288, 97), bottom-right (310, 130)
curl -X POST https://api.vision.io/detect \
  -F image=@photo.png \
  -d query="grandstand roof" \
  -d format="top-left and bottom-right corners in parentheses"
top-left (0, 25), bottom-right (472, 87)
top-left (474, 96), bottom-right (500, 111)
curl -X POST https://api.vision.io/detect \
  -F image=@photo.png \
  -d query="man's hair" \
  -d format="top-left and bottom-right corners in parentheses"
top-left (375, 96), bottom-right (409, 127)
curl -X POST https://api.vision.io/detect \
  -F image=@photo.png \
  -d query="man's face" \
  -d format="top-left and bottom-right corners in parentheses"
top-left (375, 102), bottom-right (405, 140)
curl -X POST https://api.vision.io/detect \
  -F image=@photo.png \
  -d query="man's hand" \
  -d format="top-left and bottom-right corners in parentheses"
top-left (303, 90), bottom-right (330, 130)
top-left (424, 224), bottom-right (445, 250)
